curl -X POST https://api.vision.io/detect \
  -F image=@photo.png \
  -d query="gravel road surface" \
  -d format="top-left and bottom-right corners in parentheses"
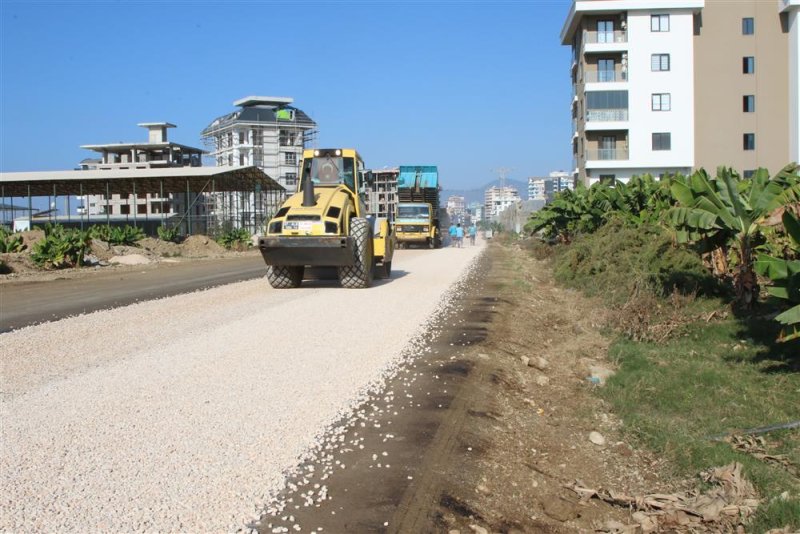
top-left (0, 243), bottom-right (484, 532)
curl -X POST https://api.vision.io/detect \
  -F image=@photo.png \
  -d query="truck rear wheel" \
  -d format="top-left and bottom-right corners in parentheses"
top-left (267, 265), bottom-right (304, 288)
top-left (338, 218), bottom-right (373, 288)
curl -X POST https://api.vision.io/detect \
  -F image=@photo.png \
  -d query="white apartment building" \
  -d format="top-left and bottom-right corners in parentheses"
top-left (484, 186), bottom-right (520, 221)
top-left (550, 171), bottom-right (576, 193)
top-left (563, 1), bottom-right (699, 185)
top-left (563, 0), bottom-right (800, 185)
top-left (528, 177), bottom-right (551, 200)
top-left (528, 171), bottom-right (575, 202)
top-left (201, 96), bottom-right (317, 191)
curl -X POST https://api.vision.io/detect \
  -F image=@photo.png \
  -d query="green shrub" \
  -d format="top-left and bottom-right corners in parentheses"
top-left (0, 227), bottom-right (25, 253)
top-left (215, 228), bottom-right (251, 250)
top-left (31, 224), bottom-right (91, 269)
top-left (156, 225), bottom-right (180, 243)
top-left (89, 225), bottom-right (144, 246)
top-left (553, 218), bottom-right (717, 307)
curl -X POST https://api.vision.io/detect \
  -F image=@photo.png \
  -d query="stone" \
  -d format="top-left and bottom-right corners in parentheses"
top-left (529, 357), bottom-right (549, 371)
top-left (542, 496), bottom-right (579, 522)
top-left (589, 431), bottom-right (606, 446)
top-left (520, 355), bottom-right (530, 366)
top-left (476, 484), bottom-right (490, 495)
top-left (469, 526), bottom-right (488, 534)
top-left (535, 375), bottom-right (550, 387)
top-left (478, 353), bottom-right (490, 360)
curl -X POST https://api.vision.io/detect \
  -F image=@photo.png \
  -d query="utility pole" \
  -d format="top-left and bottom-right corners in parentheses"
top-left (492, 167), bottom-right (513, 190)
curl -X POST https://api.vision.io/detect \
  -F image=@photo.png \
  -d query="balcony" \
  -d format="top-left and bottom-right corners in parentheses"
top-left (586, 109), bottom-right (629, 122)
top-left (584, 30), bottom-right (627, 44)
top-left (584, 69), bottom-right (628, 84)
top-left (586, 148), bottom-right (629, 161)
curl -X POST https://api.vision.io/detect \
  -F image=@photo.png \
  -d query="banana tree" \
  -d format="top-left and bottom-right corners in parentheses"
top-left (669, 165), bottom-right (800, 308)
top-left (755, 210), bottom-right (800, 341)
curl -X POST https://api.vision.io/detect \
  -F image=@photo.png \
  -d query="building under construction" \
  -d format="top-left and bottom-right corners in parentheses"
top-left (201, 96), bottom-right (317, 192)
top-left (365, 168), bottom-right (399, 222)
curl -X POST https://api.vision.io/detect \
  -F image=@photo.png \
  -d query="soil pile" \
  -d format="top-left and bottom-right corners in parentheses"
top-left (180, 235), bottom-right (226, 257)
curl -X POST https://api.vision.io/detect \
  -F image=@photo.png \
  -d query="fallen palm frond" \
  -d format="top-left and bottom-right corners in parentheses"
top-left (568, 462), bottom-right (760, 532)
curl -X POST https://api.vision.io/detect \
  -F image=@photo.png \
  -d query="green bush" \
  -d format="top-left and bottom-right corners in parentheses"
top-left (553, 218), bottom-right (717, 307)
top-left (215, 228), bottom-right (251, 250)
top-left (31, 224), bottom-right (91, 269)
top-left (89, 225), bottom-right (144, 246)
top-left (0, 227), bottom-right (25, 253)
top-left (156, 225), bottom-right (180, 243)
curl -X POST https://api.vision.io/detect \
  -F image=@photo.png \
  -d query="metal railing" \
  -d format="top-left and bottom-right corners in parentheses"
top-left (586, 148), bottom-right (629, 161)
top-left (586, 108), bottom-right (629, 122)
top-left (584, 30), bottom-right (627, 44)
top-left (584, 69), bottom-right (628, 83)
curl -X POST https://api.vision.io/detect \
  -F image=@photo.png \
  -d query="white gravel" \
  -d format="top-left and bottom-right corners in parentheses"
top-left (0, 242), bottom-right (485, 532)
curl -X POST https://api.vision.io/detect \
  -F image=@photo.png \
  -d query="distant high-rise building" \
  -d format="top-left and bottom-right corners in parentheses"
top-left (562, 0), bottom-right (799, 185)
top-left (484, 186), bottom-right (520, 221)
top-left (446, 195), bottom-right (466, 223)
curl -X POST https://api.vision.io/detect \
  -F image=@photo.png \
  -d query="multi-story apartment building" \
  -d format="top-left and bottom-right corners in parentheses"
top-left (484, 186), bottom-right (520, 221)
top-left (562, 0), bottom-right (799, 185)
top-left (528, 171), bottom-right (575, 202)
top-left (201, 96), bottom-right (317, 191)
top-left (447, 195), bottom-right (466, 223)
top-left (528, 177), bottom-right (553, 200)
top-left (550, 171), bottom-right (576, 193)
top-left (467, 202), bottom-right (484, 224)
top-left (78, 123), bottom-right (205, 217)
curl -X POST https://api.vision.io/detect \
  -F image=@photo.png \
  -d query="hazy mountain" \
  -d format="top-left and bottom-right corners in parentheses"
top-left (441, 178), bottom-right (529, 205)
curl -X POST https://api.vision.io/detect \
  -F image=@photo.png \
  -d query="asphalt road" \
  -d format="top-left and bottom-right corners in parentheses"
top-left (0, 255), bottom-right (267, 333)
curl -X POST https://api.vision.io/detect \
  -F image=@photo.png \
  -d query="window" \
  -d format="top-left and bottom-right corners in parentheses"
top-left (238, 131), bottom-right (245, 144)
top-left (743, 133), bottom-right (755, 150)
top-left (651, 54), bottom-right (670, 71)
top-left (743, 56), bottom-right (755, 74)
top-left (743, 95), bottom-right (755, 112)
top-left (597, 20), bottom-right (614, 43)
top-left (743, 170), bottom-right (756, 178)
top-left (586, 90), bottom-right (629, 121)
top-left (742, 17), bottom-right (754, 35)
top-left (137, 204), bottom-right (147, 215)
top-left (599, 135), bottom-right (617, 160)
top-left (120, 204), bottom-right (131, 215)
top-left (599, 174), bottom-right (616, 184)
top-left (284, 152), bottom-right (297, 165)
top-left (652, 132), bottom-right (671, 151)
top-left (284, 172), bottom-right (297, 186)
top-left (598, 58), bottom-right (616, 82)
top-left (652, 93), bottom-right (671, 111)
top-left (239, 153), bottom-right (245, 166)
top-left (651, 14), bottom-right (670, 32)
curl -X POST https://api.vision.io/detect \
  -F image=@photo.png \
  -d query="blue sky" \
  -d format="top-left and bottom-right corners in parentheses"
top-left (1, 0), bottom-right (572, 192)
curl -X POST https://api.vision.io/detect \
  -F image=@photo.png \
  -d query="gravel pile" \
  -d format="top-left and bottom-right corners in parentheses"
top-left (0, 243), bottom-right (485, 532)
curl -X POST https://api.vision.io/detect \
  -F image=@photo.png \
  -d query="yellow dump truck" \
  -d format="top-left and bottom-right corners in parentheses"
top-left (394, 166), bottom-right (442, 248)
top-left (258, 148), bottom-right (394, 289)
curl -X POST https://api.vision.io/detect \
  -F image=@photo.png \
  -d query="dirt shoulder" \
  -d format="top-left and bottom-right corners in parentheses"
top-left (404, 241), bottom-right (675, 533)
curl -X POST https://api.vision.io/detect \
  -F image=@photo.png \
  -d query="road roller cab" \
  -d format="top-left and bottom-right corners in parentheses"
top-left (258, 148), bottom-right (394, 288)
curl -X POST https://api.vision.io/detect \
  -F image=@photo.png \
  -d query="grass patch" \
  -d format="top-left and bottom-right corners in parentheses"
top-left (602, 318), bottom-right (800, 530)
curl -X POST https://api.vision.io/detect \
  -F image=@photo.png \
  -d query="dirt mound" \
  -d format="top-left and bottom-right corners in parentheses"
top-left (88, 239), bottom-right (114, 261)
top-left (18, 229), bottom-right (45, 251)
top-left (0, 253), bottom-right (38, 275)
top-left (138, 237), bottom-right (181, 258)
top-left (180, 235), bottom-right (225, 257)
